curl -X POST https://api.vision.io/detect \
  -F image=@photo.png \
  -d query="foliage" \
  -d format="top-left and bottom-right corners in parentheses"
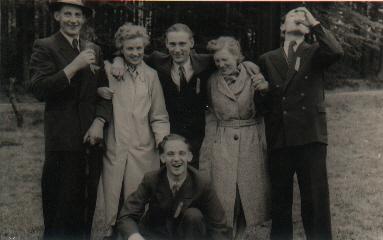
top-left (312, 2), bottom-right (383, 59)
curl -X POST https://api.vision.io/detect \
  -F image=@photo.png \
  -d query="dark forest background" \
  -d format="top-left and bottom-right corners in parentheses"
top-left (1, 1), bottom-right (383, 97)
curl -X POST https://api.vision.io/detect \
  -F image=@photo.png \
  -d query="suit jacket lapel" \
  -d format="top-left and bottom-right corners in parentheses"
top-left (156, 55), bottom-right (173, 77)
top-left (190, 54), bottom-right (205, 76)
top-left (270, 48), bottom-right (289, 82)
top-left (55, 32), bottom-right (78, 64)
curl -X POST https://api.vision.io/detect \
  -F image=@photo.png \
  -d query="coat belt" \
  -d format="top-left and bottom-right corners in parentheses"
top-left (217, 118), bottom-right (258, 128)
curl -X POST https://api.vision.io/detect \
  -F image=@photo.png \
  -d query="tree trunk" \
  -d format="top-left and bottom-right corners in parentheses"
top-left (377, 45), bottom-right (383, 80)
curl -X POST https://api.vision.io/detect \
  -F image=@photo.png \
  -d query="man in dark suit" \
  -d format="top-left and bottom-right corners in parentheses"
top-left (116, 134), bottom-right (228, 240)
top-left (110, 23), bottom-right (215, 169)
top-left (258, 7), bottom-right (343, 240)
top-left (29, 1), bottom-right (112, 239)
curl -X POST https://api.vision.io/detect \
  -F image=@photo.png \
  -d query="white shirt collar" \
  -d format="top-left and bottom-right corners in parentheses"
top-left (283, 37), bottom-right (304, 56)
top-left (167, 173), bottom-right (187, 193)
top-left (60, 30), bottom-right (80, 48)
top-left (173, 57), bottom-right (192, 71)
top-left (171, 57), bottom-right (194, 82)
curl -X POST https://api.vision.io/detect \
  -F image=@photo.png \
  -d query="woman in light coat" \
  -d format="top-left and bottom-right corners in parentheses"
top-left (199, 36), bottom-right (270, 239)
top-left (98, 23), bottom-right (170, 238)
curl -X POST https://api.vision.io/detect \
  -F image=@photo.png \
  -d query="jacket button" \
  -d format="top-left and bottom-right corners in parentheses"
top-left (282, 97), bottom-right (286, 101)
top-left (283, 110), bottom-right (287, 115)
top-left (304, 76), bottom-right (308, 79)
top-left (276, 84), bottom-right (280, 88)
top-left (300, 93), bottom-right (305, 97)
top-left (234, 135), bottom-right (239, 140)
top-left (302, 106), bottom-right (306, 110)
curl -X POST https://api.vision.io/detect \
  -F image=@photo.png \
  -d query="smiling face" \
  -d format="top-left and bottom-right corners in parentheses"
top-left (165, 31), bottom-right (194, 65)
top-left (54, 5), bottom-right (85, 38)
top-left (213, 48), bottom-right (238, 76)
top-left (121, 37), bottom-right (145, 66)
top-left (160, 139), bottom-right (192, 180)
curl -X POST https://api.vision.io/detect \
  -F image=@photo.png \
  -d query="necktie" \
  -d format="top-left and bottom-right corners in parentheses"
top-left (287, 41), bottom-right (297, 68)
top-left (179, 65), bottom-right (187, 92)
top-left (72, 38), bottom-right (79, 53)
top-left (172, 183), bottom-right (179, 196)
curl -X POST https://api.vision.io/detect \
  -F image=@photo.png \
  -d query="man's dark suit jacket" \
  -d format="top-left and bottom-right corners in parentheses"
top-left (258, 25), bottom-right (344, 150)
top-left (145, 52), bottom-right (215, 159)
top-left (29, 32), bottom-right (112, 151)
top-left (116, 166), bottom-right (228, 240)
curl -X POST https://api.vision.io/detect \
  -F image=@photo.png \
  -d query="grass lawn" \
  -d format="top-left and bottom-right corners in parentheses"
top-left (1, 90), bottom-right (383, 239)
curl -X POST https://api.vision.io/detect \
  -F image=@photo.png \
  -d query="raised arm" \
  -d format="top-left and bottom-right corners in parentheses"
top-left (296, 7), bottom-right (344, 67)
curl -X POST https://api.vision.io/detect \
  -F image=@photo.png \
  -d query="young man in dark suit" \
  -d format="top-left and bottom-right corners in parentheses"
top-left (109, 23), bottom-right (215, 169)
top-left (258, 7), bottom-right (344, 240)
top-left (29, 0), bottom-right (112, 239)
top-left (116, 134), bottom-right (228, 240)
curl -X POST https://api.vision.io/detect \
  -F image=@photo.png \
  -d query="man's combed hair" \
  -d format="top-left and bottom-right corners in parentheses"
top-left (165, 23), bottom-right (194, 39)
top-left (159, 134), bottom-right (193, 155)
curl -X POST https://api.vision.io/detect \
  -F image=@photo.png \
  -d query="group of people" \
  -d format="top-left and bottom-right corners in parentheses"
top-left (29, 0), bottom-right (344, 240)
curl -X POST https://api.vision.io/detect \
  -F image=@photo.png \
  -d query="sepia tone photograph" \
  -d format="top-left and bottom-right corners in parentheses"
top-left (0, 0), bottom-right (382, 240)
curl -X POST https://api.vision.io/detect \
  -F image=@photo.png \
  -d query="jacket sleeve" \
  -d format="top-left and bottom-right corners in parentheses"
top-left (29, 39), bottom-right (71, 101)
top-left (200, 183), bottom-right (229, 240)
top-left (149, 71), bottom-right (170, 146)
top-left (94, 47), bottom-right (112, 122)
top-left (312, 24), bottom-right (344, 68)
top-left (116, 175), bottom-right (152, 239)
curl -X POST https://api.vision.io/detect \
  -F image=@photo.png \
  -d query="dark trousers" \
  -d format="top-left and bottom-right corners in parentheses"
top-left (187, 135), bottom-right (203, 169)
top-left (136, 208), bottom-right (207, 240)
top-left (42, 147), bottom-right (102, 240)
top-left (269, 143), bottom-right (332, 240)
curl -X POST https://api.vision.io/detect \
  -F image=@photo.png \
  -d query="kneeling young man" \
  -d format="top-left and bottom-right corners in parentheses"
top-left (116, 134), bottom-right (228, 240)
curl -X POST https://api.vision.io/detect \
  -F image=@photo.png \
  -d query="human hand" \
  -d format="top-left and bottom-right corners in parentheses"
top-left (294, 7), bottom-right (320, 27)
top-left (111, 57), bottom-right (125, 81)
top-left (128, 233), bottom-right (145, 240)
top-left (83, 118), bottom-right (105, 146)
top-left (252, 74), bottom-right (269, 93)
top-left (97, 87), bottom-right (114, 100)
top-left (72, 49), bottom-right (97, 71)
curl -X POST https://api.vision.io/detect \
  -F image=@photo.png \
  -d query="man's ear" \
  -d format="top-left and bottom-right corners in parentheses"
top-left (280, 24), bottom-right (286, 33)
top-left (54, 12), bottom-right (60, 21)
top-left (187, 152), bottom-right (193, 163)
top-left (160, 154), bottom-right (166, 164)
top-left (190, 38), bottom-right (195, 48)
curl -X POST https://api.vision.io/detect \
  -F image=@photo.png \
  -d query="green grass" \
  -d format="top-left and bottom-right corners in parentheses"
top-left (1, 90), bottom-right (383, 239)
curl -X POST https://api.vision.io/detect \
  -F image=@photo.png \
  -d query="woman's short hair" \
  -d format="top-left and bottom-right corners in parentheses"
top-left (206, 36), bottom-right (244, 63)
top-left (114, 23), bottom-right (150, 50)
top-left (165, 23), bottom-right (194, 40)
top-left (159, 134), bottom-right (192, 155)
